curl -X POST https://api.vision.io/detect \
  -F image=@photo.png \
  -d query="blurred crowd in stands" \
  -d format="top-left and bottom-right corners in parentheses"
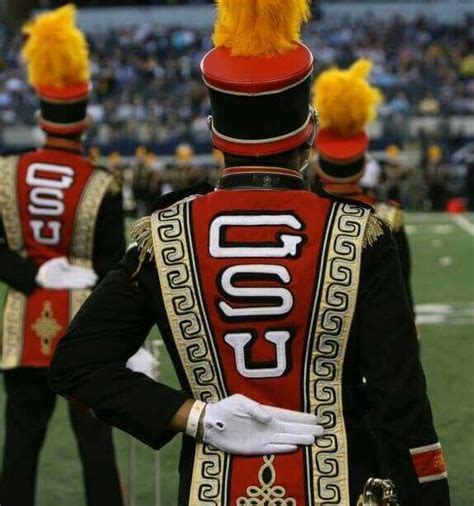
top-left (1, 14), bottom-right (473, 148)
top-left (1, 12), bottom-right (473, 211)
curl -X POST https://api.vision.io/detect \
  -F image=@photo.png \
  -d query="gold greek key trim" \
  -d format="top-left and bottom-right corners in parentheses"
top-left (71, 170), bottom-right (112, 265)
top-left (151, 200), bottom-right (227, 506)
top-left (310, 203), bottom-right (370, 505)
top-left (237, 456), bottom-right (296, 506)
top-left (70, 289), bottom-right (92, 322)
top-left (0, 156), bottom-right (24, 252)
top-left (68, 170), bottom-right (111, 330)
top-left (1, 291), bottom-right (26, 369)
top-left (0, 157), bottom-right (27, 368)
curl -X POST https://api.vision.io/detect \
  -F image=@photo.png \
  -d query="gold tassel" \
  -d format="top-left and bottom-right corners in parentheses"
top-left (129, 216), bottom-right (154, 274)
top-left (363, 213), bottom-right (385, 249)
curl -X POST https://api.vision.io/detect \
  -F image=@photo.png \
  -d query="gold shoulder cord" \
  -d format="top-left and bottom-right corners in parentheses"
top-left (363, 213), bottom-right (386, 248)
top-left (129, 216), bottom-right (154, 275)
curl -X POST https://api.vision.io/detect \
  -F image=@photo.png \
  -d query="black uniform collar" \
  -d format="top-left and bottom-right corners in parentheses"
top-left (218, 166), bottom-right (309, 191)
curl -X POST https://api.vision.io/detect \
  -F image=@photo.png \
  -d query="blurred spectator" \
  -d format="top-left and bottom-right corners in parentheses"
top-left (387, 92), bottom-right (412, 116)
top-left (418, 92), bottom-right (441, 115)
top-left (424, 145), bottom-right (450, 210)
top-left (360, 155), bottom-right (382, 195)
top-left (381, 145), bottom-right (412, 203)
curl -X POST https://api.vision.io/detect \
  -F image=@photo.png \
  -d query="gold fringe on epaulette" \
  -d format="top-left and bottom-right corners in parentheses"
top-left (129, 216), bottom-right (154, 275)
top-left (391, 208), bottom-right (405, 232)
top-left (363, 213), bottom-right (385, 248)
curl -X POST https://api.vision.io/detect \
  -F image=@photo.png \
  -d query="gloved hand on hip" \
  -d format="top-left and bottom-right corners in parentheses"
top-left (186, 394), bottom-right (324, 455)
top-left (126, 347), bottom-right (157, 380)
top-left (36, 257), bottom-right (98, 290)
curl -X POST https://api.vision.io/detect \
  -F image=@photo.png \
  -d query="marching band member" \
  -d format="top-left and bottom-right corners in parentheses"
top-left (51, 1), bottom-right (449, 504)
top-left (0, 6), bottom-right (125, 505)
top-left (313, 59), bottom-right (414, 310)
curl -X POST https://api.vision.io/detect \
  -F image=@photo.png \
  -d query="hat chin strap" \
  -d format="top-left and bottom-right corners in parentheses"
top-left (300, 161), bottom-right (310, 174)
top-left (300, 113), bottom-right (318, 173)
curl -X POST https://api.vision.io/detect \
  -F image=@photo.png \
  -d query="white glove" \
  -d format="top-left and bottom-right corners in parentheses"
top-left (126, 347), bottom-right (157, 380)
top-left (200, 394), bottom-right (324, 455)
top-left (36, 257), bottom-right (98, 290)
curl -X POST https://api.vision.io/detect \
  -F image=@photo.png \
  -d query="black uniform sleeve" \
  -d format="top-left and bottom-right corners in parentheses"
top-left (50, 184), bottom-right (216, 448)
top-left (393, 227), bottom-right (414, 312)
top-left (0, 220), bottom-right (38, 295)
top-left (93, 190), bottom-right (126, 280)
top-left (49, 247), bottom-right (190, 450)
top-left (355, 225), bottom-right (450, 505)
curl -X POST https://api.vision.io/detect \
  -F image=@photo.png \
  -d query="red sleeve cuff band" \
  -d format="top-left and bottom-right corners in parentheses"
top-left (410, 443), bottom-right (448, 483)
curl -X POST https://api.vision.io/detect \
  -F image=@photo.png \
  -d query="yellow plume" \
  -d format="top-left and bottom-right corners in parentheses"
top-left (213, 0), bottom-right (311, 57)
top-left (22, 4), bottom-right (90, 89)
top-left (313, 59), bottom-right (382, 137)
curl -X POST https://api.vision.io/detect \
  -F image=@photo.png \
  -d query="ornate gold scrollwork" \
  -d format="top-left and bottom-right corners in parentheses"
top-left (32, 301), bottom-right (62, 355)
top-left (237, 456), bottom-right (296, 506)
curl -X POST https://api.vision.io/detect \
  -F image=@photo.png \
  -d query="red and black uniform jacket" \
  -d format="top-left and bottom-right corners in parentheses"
top-left (50, 169), bottom-right (449, 505)
top-left (0, 146), bottom-right (125, 369)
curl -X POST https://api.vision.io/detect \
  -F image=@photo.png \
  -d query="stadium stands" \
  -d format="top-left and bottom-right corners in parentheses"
top-left (0, 13), bottom-right (472, 155)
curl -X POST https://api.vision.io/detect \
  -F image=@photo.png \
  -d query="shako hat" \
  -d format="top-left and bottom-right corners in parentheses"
top-left (313, 59), bottom-right (382, 182)
top-left (22, 4), bottom-right (91, 136)
top-left (201, 0), bottom-right (316, 157)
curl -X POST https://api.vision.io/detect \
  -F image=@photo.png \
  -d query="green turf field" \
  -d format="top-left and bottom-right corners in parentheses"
top-left (0, 213), bottom-right (473, 505)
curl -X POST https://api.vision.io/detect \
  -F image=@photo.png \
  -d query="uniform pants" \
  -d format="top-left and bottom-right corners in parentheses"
top-left (0, 368), bottom-right (124, 506)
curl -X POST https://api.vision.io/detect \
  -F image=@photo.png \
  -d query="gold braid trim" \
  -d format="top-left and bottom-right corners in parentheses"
top-left (363, 213), bottom-right (386, 249)
top-left (129, 216), bottom-right (154, 274)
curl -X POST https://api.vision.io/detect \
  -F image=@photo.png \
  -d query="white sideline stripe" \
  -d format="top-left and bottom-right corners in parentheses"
top-left (415, 303), bottom-right (474, 326)
top-left (452, 214), bottom-right (474, 236)
top-left (432, 225), bottom-right (455, 234)
top-left (406, 224), bottom-right (455, 235)
top-left (417, 315), bottom-right (446, 324)
top-left (415, 304), bottom-right (452, 313)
